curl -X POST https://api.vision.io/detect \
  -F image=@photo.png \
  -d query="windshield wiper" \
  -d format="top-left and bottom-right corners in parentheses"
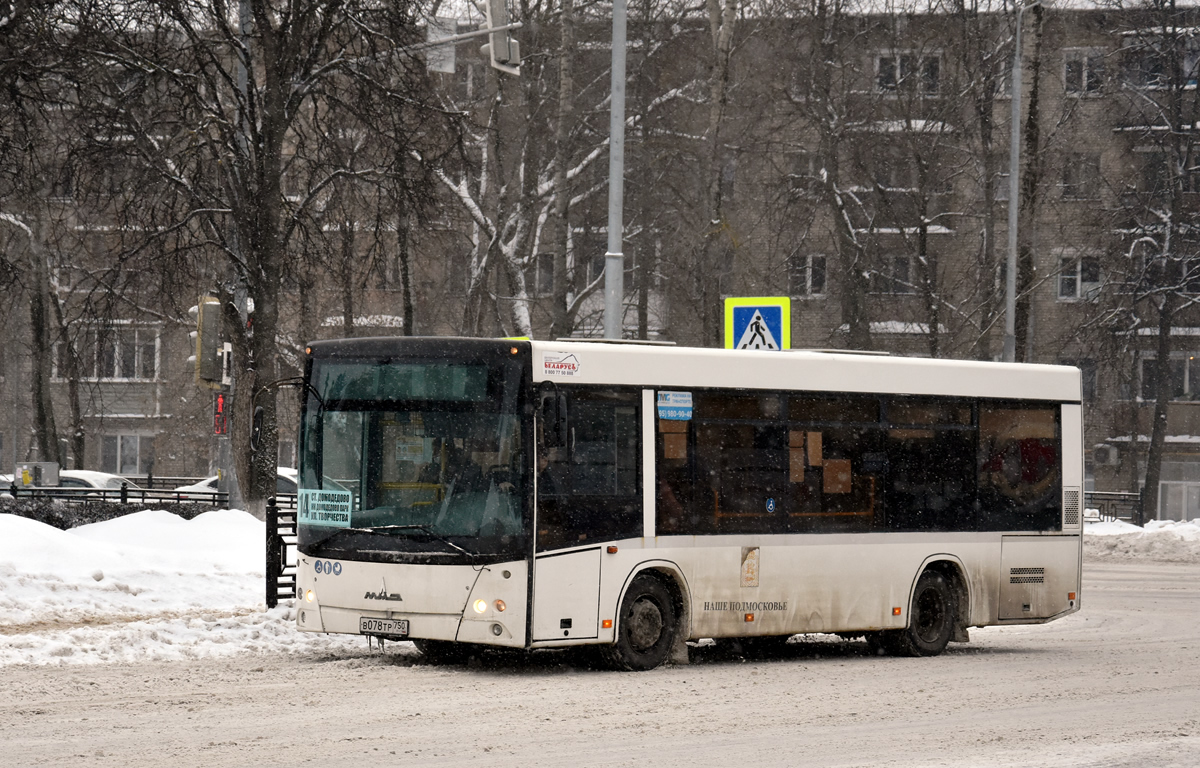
top-left (346, 524), bottom-right (476, 557)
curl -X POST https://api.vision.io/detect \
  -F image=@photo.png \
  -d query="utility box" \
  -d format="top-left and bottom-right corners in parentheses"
top-left (14, 462), bottom-right (60, 488)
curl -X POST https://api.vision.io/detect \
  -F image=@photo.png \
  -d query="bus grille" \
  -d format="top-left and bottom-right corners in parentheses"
top-left (1009, 567), bottom-right (1045, 584)
top-left (1063, 488), bottom-right (1081, 528)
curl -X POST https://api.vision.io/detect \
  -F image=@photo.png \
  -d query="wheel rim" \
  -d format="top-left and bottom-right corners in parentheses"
top-left (626, 597), bottom-right (665, 651)
top-left (913, 586), bottom-right (947, 644)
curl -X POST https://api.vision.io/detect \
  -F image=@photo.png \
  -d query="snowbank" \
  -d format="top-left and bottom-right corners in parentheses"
top-left (1084, 517), bottom-right (1200, 563)
top-left (0, 510), bottom-right (359, 667)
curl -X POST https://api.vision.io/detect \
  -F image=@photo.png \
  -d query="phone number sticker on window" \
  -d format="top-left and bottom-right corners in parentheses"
top-left (657, 391), bottom-right (693, 420)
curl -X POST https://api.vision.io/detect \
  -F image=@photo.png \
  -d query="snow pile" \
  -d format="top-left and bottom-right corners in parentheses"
top-left (1084, 517), bottom-right (1200, 563)
top-left (0, 510), bottom-right (358, 667)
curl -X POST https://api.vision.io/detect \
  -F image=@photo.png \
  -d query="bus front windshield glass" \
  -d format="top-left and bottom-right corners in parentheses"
top-left (298, 358), bottom-right (526, 560)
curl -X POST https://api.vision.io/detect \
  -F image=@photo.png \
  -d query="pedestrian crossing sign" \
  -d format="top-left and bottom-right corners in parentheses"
top-left (724, 297), bottom-right (791, 350)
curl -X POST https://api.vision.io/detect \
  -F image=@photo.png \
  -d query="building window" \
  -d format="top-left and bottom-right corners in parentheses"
top-left (786, 150), bottom-right (821, 197)
top-left (101, 434), bottom-right (155, 475)
top-left (875, 150), bottom-right (914, 191)
top-left (1137, 355), bottom-right (1200, 401)
top-left (77, 327), bottom-right (158, 381)
top-left (871, 255), bottom-right (914, 294)
top-left (1062, 153), bottom-right (1101, 200)
top-left (876, 52), bottom-right (941, 97)
top-left (1064, 48), bottom-right (1105, 95)
top-left (1138, 149), bottom-right (1200, 195)
top-left (789, 254), bottom-right (827, 297)
top-left (1058, 255), bottom-right (1101, 300)
top-left (531, 253), bottom-right (554, 296)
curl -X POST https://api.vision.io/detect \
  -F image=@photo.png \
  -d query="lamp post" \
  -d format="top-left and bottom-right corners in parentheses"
top-left (1005, 0), bottom-right (1040, 362)
top-left (602, 0), bottom-right (627, 339)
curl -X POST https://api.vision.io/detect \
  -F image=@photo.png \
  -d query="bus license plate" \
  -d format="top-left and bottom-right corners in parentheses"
top-left (359, 617), bottom-right (409, 637)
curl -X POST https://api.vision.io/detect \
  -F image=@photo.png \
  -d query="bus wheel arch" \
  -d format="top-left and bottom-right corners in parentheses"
top-left (887, 559), bottom-right (969, 657)
top-left (921, 558), bottom-right (972, 643)
top-left (603, 563), bottom-right (689, 671)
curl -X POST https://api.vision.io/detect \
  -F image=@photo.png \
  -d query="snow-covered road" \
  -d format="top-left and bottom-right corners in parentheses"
top-left (1, 511), bottom-right (1199, 766)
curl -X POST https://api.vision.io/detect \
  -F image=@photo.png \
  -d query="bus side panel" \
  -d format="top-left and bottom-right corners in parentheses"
top-left (673, 535), bottom-right (1002, 638)
top-left (997, 536), bottom-right (1081, 620)
top-left (531, 548), bottom-right (602, 642)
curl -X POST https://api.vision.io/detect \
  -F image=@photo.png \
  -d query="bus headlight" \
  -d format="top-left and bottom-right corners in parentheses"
top-left (473, 599), bottom-right (488, 614)
top-left (494, 600), bottom-right (506, 612)
top-left (305, 590), bottom-right (316, 603)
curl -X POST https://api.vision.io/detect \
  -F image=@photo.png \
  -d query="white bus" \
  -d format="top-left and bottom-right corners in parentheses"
top-left (295, 337), bottom-right (1083, 670)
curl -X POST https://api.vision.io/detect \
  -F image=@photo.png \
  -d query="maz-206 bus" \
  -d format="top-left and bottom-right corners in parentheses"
top-left (294, 337), bottom-right (1083, 670)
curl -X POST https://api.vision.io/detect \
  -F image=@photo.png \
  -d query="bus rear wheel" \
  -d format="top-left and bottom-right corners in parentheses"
top-left (888, 570), bottom-right (957, 657)
top-left (601, 575), bottom-right (678, 671)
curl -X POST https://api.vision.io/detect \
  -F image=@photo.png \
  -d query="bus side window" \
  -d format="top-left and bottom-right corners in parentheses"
top-left (536, 388), bottom-right (642, 551)
top-left (978, 405), bottom-right (1061, 531)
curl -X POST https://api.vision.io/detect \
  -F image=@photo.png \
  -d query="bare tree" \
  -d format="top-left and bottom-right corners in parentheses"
top-left (72, 0), bottom-right (451, 509)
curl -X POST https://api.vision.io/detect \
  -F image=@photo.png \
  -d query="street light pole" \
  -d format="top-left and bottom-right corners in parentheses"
top-left (602, 0), bottom-right (627, 339)
top-left (1005, 0), bottom-right (1040, 362)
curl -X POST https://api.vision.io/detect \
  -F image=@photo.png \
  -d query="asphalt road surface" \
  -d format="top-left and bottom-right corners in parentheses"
top-left (3, 560), bottom-right (1198, 768)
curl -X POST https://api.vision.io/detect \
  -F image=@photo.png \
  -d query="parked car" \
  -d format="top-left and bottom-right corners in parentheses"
top-left (173, 468), bottom-right (297, 499)
top-left (48, 470), bottom-right (145, 502)
top-left (59, 470), bottom-right (144, 492)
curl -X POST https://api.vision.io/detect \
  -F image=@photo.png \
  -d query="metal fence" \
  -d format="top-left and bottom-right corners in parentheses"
top-left (1084, 491), bottom-right (1141, 525)
top-left (4, 484), bottom-right (298, 508)
top-left (5, 484), bottom-right (229, 506)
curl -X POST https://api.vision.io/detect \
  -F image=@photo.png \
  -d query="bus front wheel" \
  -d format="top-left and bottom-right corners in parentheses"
top-left (886, 570), bottom-right (956, 657)
top-left (414, 639), bottom-right (471, 665)
top-left (602, 575), bottom-right (678, 671)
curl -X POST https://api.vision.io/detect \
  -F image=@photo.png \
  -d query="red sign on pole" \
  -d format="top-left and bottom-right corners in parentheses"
top-left (214, 392), bottom-right (227, 435)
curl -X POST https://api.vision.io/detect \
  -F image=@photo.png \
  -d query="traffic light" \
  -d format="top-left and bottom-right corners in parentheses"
top-left (193, 296), bottom-right (223, 388)
top-left (481, 0), bottom-right (520, 75)
top-left (214, 392), bottom-right (228, 435)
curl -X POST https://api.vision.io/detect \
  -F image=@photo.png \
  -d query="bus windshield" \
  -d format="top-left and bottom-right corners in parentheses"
top-left (298, 354), bottom-right (527, 561)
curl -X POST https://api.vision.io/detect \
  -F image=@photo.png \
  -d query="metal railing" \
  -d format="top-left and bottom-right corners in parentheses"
top-left (266, 498), bottom-right (298, 608)
top-left (5, 484), bottom-right (230, 506)
top-left (3, 484), bottom-right (297, 509)
top-left (1084, 491), bottom-right (1141, 525)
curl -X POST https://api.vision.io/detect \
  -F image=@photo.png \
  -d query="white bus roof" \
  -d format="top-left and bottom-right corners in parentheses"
top-left (529, 341), bottom-right (1080, 402)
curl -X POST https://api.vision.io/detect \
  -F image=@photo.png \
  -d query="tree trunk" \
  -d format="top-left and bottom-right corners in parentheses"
top-left (28, 221), bottom-right (61, 465)
top-left (1142, 295), bottom-right (1176, 524)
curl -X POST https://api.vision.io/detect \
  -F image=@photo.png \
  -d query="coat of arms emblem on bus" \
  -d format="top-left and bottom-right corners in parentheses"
top-left (542, 352), bottom-right (580, 377)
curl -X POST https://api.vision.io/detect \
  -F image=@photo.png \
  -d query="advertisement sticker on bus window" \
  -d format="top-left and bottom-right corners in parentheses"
top-left (657, 391), bottom-right (693, 420)
top-left (298, 488), bottom-right (353, 528)
top-left (542, 351), bottom-right (581, 377)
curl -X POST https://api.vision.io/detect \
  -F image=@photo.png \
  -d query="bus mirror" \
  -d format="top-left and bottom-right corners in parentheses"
top-left (541, 390), bottom-right (568, 447)
top-left (250, 406), bottom-right (265, 453)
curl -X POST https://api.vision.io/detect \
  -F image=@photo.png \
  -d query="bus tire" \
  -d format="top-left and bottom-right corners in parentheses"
top-left (891, 570), bottom-right (956, 657)
top-left (601, 575), bottom-right (678, 671)
top-left (414, 639), bottom-right (470, 665)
